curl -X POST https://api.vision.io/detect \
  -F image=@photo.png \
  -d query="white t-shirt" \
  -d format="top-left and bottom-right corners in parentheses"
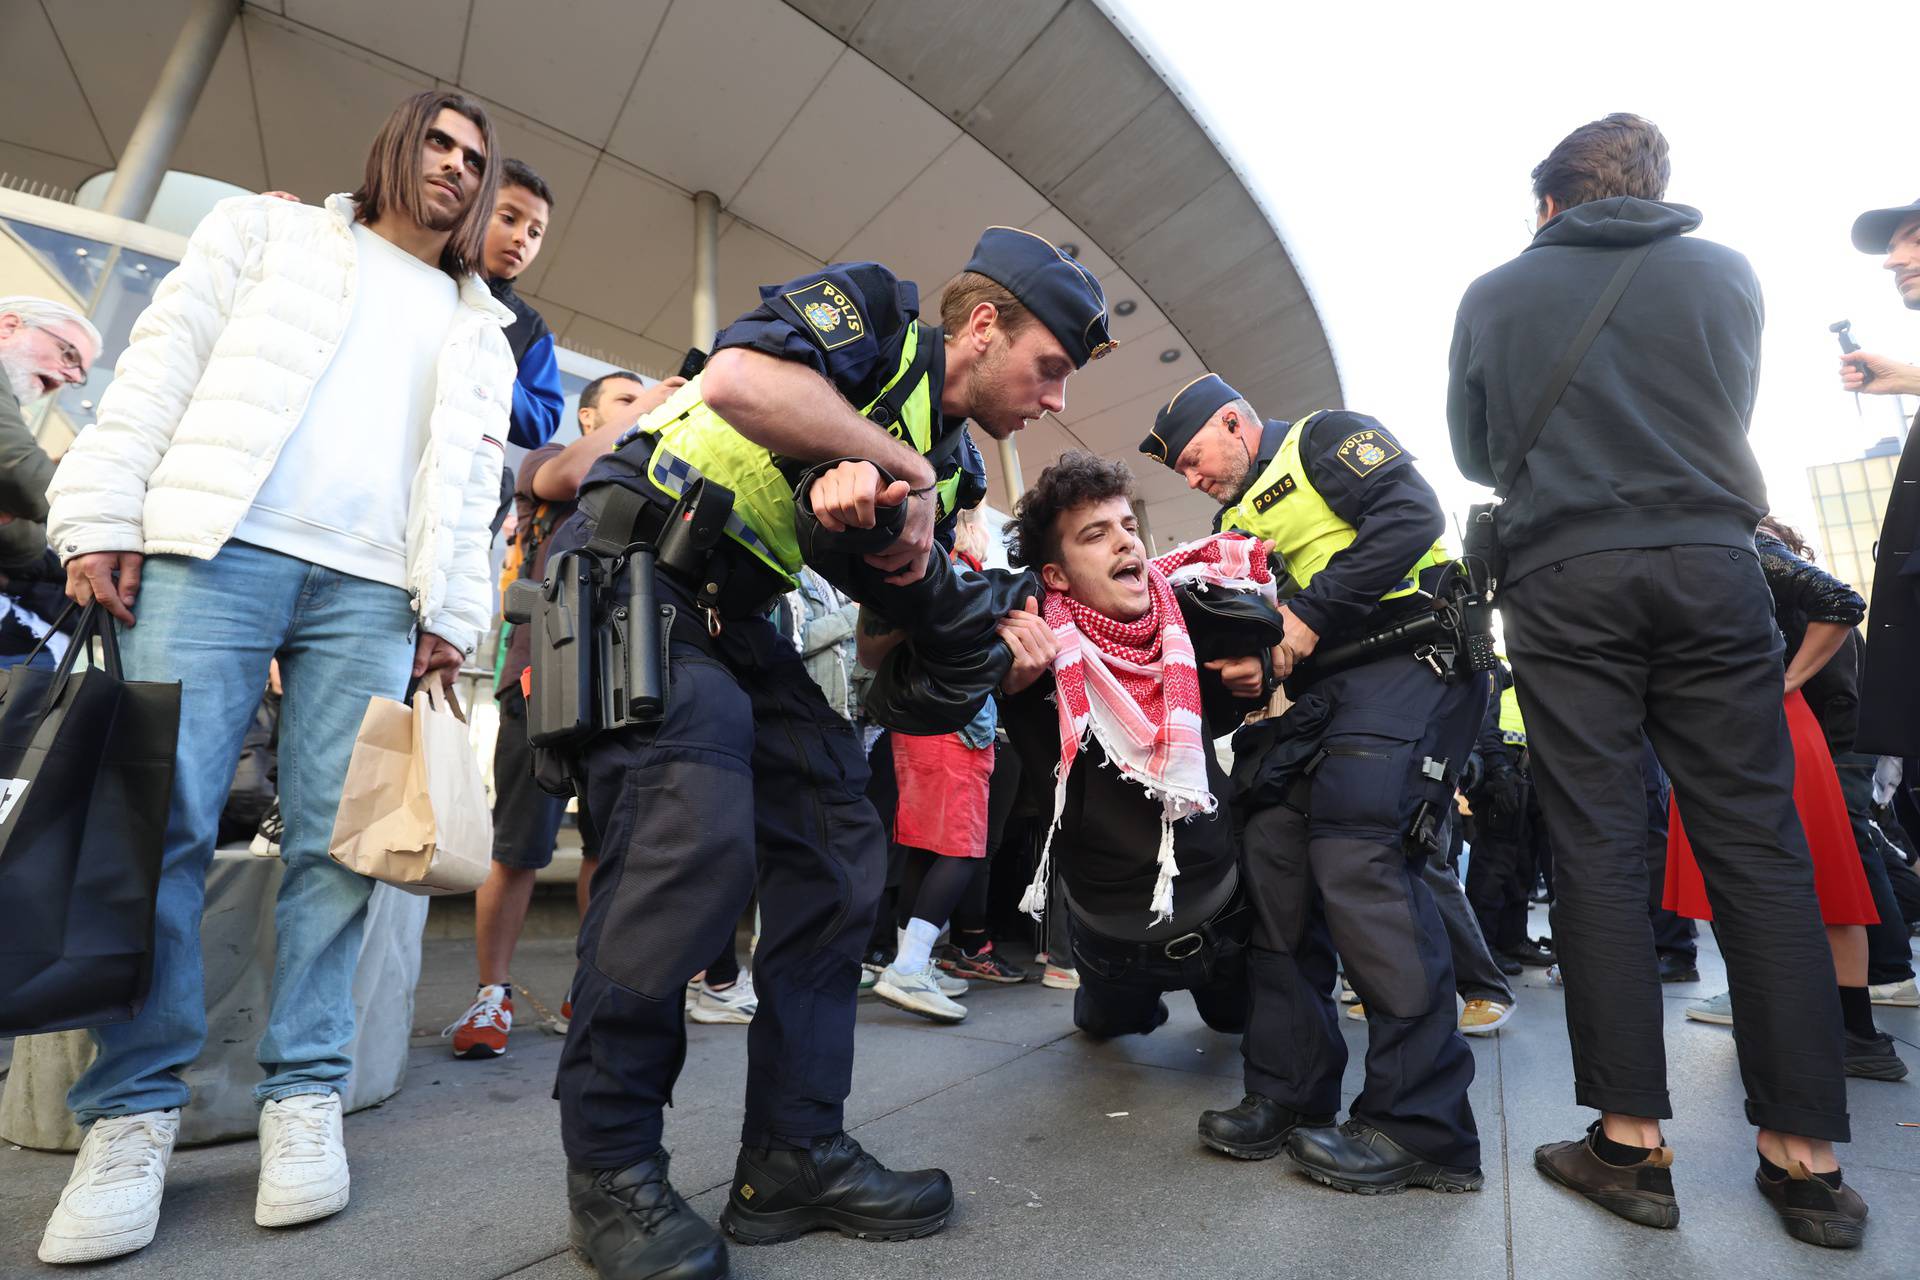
top-left (233, 221), bottom-right (459, 588)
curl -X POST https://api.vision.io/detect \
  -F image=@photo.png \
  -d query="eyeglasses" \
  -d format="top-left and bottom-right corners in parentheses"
top-left (27, 323), bottom-right (87, 382)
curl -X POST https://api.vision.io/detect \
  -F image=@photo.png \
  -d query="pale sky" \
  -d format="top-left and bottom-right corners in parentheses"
top-left (1108, 0), bottom-right (1917, 549)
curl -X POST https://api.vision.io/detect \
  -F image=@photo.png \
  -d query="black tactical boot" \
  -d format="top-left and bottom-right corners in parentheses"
top-left (718, 1132), bottom-right (952, 1245)
top-left (1197, 1093), bottom-right (1332, 1160)
top-left (1290, 1120), bottom-right (1484, 1195)
top-left (567, 1151), bottom-right (727, 1280)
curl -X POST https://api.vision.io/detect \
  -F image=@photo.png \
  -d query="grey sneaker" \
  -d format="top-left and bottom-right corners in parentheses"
top-left (1868, 977), bottom-right (1918, 1007)
top-left (874, 965), bottom-right (967, 1023)
top-left (1685, 991), bottom-right (1733, 1025)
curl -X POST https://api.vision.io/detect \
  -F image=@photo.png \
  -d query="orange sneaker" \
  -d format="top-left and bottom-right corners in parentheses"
top-left (445, 985), bottom-right (512, 1058)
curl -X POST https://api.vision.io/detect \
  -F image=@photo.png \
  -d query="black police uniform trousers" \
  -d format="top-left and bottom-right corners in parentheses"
top-left (1239, 655), bottom-right (1486, 1170)
top-left (556, 572), bottom-right (885, 1169)
top-left (1465, 773), bottom-right (1533, 954)
top-left (1503, 546), bottom-right (1848, 1140)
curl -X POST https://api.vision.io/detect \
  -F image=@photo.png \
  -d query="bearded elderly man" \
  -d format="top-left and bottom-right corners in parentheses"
top-left (1139, 374), bottom-right (1488, 1195)
top-left (0, 297), bottom-right (100, 571)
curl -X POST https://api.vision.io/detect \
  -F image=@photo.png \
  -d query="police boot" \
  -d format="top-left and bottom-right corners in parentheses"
top-left (718, 1132), bottom-right (952, 1245)
top-left (567, 1151), bottom-right (727, 1280)
top-left (1198, 1093), bottom-right (1332, 1160)
top-left (1288, 1120), bottom-right (1484, 1195)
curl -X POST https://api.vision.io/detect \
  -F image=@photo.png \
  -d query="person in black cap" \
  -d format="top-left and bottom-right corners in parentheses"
top-left (1846, 196), bottom-right (1920, 762)
top-left (542, 226), bottom-right (1111, 1280)
top-left (1138, 374), bottom-right (1489, 1195)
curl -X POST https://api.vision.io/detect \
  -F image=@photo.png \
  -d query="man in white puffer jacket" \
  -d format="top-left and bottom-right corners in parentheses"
top-left (37, 90), bottom-right (515, 1265)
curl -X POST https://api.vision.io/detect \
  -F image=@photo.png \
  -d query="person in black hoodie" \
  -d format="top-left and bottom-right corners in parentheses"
top-left (1447, 114), bottom-right (1864, 1248)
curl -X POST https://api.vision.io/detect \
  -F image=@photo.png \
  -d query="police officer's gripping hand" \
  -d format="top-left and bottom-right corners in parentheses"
top-left (1840, 352), bottom-right (1920, 398)
top-left (997, 596), bottom-right (1057, 695)
top-left (810, 459), bottom-right (935, 584)
top-left (1266, 604), bottom-right (1320, 681)
top-left (1204, 654), bottom-right (1266, 699)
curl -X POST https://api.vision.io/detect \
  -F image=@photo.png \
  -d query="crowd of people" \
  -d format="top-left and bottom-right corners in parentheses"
top-left (4, 89), bottom-right (1919, 1277)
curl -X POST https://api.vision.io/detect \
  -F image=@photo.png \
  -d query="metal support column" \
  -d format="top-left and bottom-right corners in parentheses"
top-left (997, 437), bottom-right (1024, 511)
top-left (692, 191), bottom-right (720, 350)
top-left (100, 0), bottom-right (238, 222)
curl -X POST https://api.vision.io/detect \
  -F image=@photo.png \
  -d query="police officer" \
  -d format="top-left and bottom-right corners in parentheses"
top-left (1139, 374), bottom-right (1488, 1193)
top-left (550, 228), bottom-right (1112, 1280)
top-left (1465, 659), bottom-right (1538, 962)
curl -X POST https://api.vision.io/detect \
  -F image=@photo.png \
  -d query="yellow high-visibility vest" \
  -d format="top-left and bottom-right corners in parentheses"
top-left (1219, 412), bottom-right (1445, 600)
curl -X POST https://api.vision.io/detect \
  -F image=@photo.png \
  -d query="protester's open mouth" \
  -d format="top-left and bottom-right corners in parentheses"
top-left (36, 374), bottom-right (58, 396)
top-left (1112, 560), bottom-right (1144, 587)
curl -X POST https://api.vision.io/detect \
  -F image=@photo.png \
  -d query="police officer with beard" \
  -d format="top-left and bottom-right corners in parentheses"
top-left (1140, 374), bottom-right (1487, 1194)
top-left (548, 228), bottom-right (1112, 1280)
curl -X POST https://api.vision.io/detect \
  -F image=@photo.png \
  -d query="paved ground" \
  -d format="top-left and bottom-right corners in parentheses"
top-left (3, 904), bottom-right (1916, 1279)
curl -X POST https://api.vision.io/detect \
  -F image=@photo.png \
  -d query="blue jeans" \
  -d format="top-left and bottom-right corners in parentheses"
top-left (68, 541), bottom-right (416, 1123)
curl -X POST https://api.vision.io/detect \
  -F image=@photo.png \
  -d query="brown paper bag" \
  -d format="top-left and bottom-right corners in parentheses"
top-left (328, 683), bottom-right (492, 896)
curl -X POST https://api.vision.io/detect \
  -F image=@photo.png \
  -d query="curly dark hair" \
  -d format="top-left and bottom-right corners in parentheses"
top-left (1758, 514), bottom-right (1813, 560)
top-left (1005, 449), bottom-right (1136, 568)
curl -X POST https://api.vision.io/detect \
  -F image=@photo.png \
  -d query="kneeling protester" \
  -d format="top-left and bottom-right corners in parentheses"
top-left (995, 452), bottom-right (1277, 1053)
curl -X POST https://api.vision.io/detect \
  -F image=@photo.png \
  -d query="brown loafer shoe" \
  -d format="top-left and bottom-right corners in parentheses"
top-left (1534, 1123), bottom-right (1678, 1229)
top-left (1755, 1162), bottom-right (1867, 1249)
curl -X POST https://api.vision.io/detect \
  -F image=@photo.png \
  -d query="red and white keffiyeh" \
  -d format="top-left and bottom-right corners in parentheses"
top-left (1021, 532), bottom-right (1272, 925)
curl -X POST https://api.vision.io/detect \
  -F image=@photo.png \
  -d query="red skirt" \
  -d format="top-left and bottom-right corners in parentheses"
top-left (1664, 689), bottom-right (1877, 925)
top-left (892, 732), bottom-right (995, 859)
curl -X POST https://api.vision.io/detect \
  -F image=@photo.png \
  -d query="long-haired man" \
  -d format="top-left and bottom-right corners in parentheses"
top-left (39, 89), bottom-right (517, 1263)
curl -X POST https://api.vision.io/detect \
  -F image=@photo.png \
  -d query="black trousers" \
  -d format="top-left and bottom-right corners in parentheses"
top-left (1504, 546), bottom-right (1848, 1141)
top-left (1070, 895), bottom-right (1252, 1039)
top-left (1833, 754), bottom-right (1917, 986)
top-left (1639, 743), bottom-right (1697, 962)
top-left (556, 575), bottom-right (885, 1168)
top-left (1465, 777), bottom-right (1533, 953)
top-left (1424, 853), bottom-right (1513, 1004)
top-left (1238, 656), bottom-right (1486, 1170)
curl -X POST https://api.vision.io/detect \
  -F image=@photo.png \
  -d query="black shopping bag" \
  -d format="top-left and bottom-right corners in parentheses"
top-left (0, 604), bottom-right (180, 1035)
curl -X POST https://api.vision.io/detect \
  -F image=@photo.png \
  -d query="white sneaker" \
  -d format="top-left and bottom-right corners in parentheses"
top-left (248, 799), bottom-right (283, 858)
top-left (934, 970), bottom-right (969, 998)
top-left (256, 1093), bottom-right (349, 1227)
top-left (874, 964), bottom-right (968, 1023)
top-left (1041, 964), bottom-right (1080, 991)
top-left (689, 973), bottom-right (758, 1025)
top-left (1869, 976), bottom-right (1919, 1007)
top-left (39, 1109), bottom-right (178, 1264)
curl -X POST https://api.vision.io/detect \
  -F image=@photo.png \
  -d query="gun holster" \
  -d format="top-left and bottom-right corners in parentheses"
top-left (1404, 754), bottom-right (1460, 863)
top-left (507, 484), bottom-right (738, 795)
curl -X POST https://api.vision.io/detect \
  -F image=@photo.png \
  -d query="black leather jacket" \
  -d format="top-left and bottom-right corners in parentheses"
top-left (1759, 529), bottom-right (1865, 754)
top-left (1758, 530), bottom-right (1864, 636)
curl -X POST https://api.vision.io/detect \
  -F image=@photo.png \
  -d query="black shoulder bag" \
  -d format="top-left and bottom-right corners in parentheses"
top-left (1464, 241), bottom-right (1654, 589)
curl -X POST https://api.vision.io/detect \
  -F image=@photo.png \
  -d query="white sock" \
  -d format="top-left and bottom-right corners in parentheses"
top-left (894, 918), bottom-right (942, 975)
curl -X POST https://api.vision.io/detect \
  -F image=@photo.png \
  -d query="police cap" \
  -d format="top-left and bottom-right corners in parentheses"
top-left (963, 227), bottom-right (1115, 368)
top-left (1851, 196), bottom-right (1920, 253)
top-left (1138, 373), bottom-right (1241, 468)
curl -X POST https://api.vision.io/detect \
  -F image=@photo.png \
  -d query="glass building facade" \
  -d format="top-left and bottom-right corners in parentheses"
top-left (1806, 436), bottom-right (1904, 618)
